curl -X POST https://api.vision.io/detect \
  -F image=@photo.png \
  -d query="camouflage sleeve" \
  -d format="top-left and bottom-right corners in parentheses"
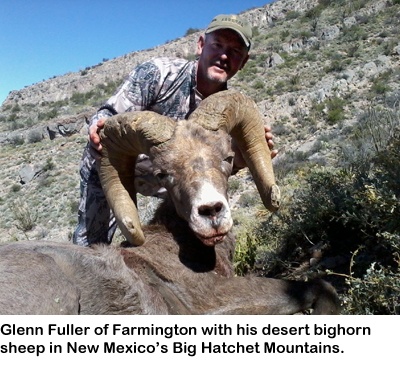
top-left (87, 60), bottom-right (161, 133)
top-left (106, 60), bottom-right (162, 113)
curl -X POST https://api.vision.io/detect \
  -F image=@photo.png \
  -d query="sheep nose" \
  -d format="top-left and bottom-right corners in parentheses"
top-left (198, 202), bottom-right (224, 221)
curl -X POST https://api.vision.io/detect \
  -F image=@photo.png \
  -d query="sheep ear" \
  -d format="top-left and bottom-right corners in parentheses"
top-left (189, 90), bottom-right (280, 212)
top-left (98, 112), bottom-right (175, 245)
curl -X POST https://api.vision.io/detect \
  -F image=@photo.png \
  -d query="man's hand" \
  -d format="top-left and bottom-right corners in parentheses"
top-left (233, 124), bottom-right (278, 170)
top-left (89, 118), bottom-right (106, 158)
top-left (265, 124), bottom-right (278, 159)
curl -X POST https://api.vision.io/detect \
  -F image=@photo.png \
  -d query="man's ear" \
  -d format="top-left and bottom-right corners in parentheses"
top-left (239, 53), bottom-right (250, 70)
top-left (196, 35), bottom-right (205, 55)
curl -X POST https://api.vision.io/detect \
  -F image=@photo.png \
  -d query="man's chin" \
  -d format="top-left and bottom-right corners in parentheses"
top-left (207, 69), bottom-right (229, 84)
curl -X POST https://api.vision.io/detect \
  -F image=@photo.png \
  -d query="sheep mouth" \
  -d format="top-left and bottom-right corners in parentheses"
top-left (194, 232), bottom-right (227, 246)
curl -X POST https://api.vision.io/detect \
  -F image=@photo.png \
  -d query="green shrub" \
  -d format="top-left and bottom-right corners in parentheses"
top-left (234, 230), bottom-right (259, 276)
top-left (325, 97), bottom-right (346, 124)
top-left (343, 261), bottom-right (400, 315)
top-left (304, 5), bottom-right (323, 20)
top-left (11, 105), bottom-right (21, 113)
top-left (10, 184), bottom-right (21, 193)
top-left (252, 127), bottom-right (400, 314)
top-left (38, 108), bottom-right (58, 121)
top-left (325, 60), bottom-right (345, 73)
top-left (228, 179), bottom-right (241, 193)
top-left (184, 28), bottom-right (200, 36)
top-left (8, 122), bottom-right (24, 131)
top-left (12, 202), bottom-right (37, 232)
top-left (253, 80), bottom-right (265, 89)
top-left (8, 135), bottom-right (24, 146)
top-left (7, 113), bottom-right (18, 122)
top-left (43, 157), bottom-right (55, 172)
top-left (28, 130), bottom-right (43, 144)
top-left (289, 74), bottom-right (301, 89)
top-left (39, 175), bottom-right (55, 188)
top-left (371, 82), bottom-right (392, 95)
top-left (238, 192), bottom-right (260, 208)
top-left (326, 107), bottom-right (345, 124)
top-left (285, 11), bottom-right (301, 20)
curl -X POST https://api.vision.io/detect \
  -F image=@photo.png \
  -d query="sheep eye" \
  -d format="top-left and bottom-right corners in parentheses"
top-left (223, 156), bottom-right (234, 164)
top-left (155, 172), bottom-right (168, 181)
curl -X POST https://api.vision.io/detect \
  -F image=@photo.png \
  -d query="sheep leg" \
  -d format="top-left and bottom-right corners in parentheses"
top-left (206, 277), bottom-right (340, 315)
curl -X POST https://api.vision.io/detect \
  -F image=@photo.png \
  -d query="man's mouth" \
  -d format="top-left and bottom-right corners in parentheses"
top-left (213, 62), bottom-right (228, 73)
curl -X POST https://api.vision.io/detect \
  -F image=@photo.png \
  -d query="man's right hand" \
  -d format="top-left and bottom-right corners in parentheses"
top-left (89, 118), bottom-right (106, 158)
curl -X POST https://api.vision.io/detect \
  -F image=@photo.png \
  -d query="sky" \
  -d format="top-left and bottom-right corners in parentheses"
top-left (0, 0), bottom-right (273, 105)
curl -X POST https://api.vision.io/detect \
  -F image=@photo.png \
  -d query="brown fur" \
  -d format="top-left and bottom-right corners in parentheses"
top-left (0, 204), bottom-right (340, 315)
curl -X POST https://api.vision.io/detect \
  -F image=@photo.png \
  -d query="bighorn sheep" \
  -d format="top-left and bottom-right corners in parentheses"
top-left (0, 91), bottom-right (340, 315)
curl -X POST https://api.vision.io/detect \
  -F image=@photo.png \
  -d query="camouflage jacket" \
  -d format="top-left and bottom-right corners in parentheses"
top-left (90, 57), bottom-right (205, 127)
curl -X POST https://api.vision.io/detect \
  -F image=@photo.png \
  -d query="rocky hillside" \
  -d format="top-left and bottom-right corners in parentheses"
top-left (0, 0), bottom-right (399, 246)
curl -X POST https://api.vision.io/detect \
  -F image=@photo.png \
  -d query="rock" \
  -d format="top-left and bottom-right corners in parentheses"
top-left (297, 139), bottom-right (317, 153)
top-left (267, 52), bottom-right (285, 67)
top-left (341, 69), bottom-right (356, 83)
top-left (281, 38), bottom-right (304, 52)
top-left (363, 61), bottom-right (378, 77)
top-left (318, 25), bottom-right (340, 41)
top-left (343, 16), bottom-right (357, 28)
top-left (19, 164), bottom-right (41, 184)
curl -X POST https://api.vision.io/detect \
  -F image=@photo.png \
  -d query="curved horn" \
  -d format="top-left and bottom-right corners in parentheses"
top-left (97, 112), bottom-right (175, 245)
top-left (188, 90), bottom-right (280, 212)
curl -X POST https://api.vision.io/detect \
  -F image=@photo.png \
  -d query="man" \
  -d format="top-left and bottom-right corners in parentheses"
top-left (73, 14), bottom-right (275, 246)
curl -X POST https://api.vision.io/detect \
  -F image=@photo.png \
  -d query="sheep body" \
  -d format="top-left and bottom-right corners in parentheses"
top-left (0, 204), bottom-right (340, 315)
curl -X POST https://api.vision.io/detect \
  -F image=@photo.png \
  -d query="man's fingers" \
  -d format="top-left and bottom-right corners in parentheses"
top-left (89, 118), bottom-right (107, 152)
top-left (97, 118), bottom-right (106, 128)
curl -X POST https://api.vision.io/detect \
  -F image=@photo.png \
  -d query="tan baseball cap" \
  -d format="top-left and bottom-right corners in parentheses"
top-left (205, 14), bottom-right (252, 48)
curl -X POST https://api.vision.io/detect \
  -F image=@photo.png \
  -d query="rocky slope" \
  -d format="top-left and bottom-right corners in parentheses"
top-left (0, 0), bottom-right (399, 244)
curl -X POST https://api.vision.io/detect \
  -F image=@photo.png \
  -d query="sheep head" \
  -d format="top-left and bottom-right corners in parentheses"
top-left (150, 123), bottom-right (235, 246)
top-left (97, 90), bottom-right (280, 246)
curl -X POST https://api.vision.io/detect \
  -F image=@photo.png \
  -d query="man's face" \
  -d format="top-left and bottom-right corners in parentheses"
top-left (197, 29), bottom-right (249, 86)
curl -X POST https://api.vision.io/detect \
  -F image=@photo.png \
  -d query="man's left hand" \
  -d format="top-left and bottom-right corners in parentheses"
top-left (232, 124), bottom-right (277, 170)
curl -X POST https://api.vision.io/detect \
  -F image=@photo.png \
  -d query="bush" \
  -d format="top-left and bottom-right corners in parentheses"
top-left (238, 192), bottom-right (260, 208)
top-left (326, 107), bottom-right (345, 124)
top-left (253, 80), bottom-right (265, 89)
top-left (8, 135), bottom-right (24, 146)
top-left (234, 230), bottom-right (259, 276)
top-left (42, 157), bottom-right (55, 172)
top-left (8, 122), bottom-right (24, 131)
top-left (343, 261), bottom-right (400, 315)
top-left (184, 28), bottom-right (200, 36)
top-left (28, 130), bottom-right (43, 143)
top-left (285, 11), bottom-right (301, 20)
top-left (371, 82), bottom-right (391, 95)
top-left (38, 108), bottom-right (58, 121)
top-left (326, 97), bottom-right (346, 124)
top-left (253, 127), bottom-right (400, 314)
top-left (12, 202), bottom-right (37, 232)
top-left (11, 105), bottom-right (21, 113)
top-left (10, 184), bottom-right (21, 193)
